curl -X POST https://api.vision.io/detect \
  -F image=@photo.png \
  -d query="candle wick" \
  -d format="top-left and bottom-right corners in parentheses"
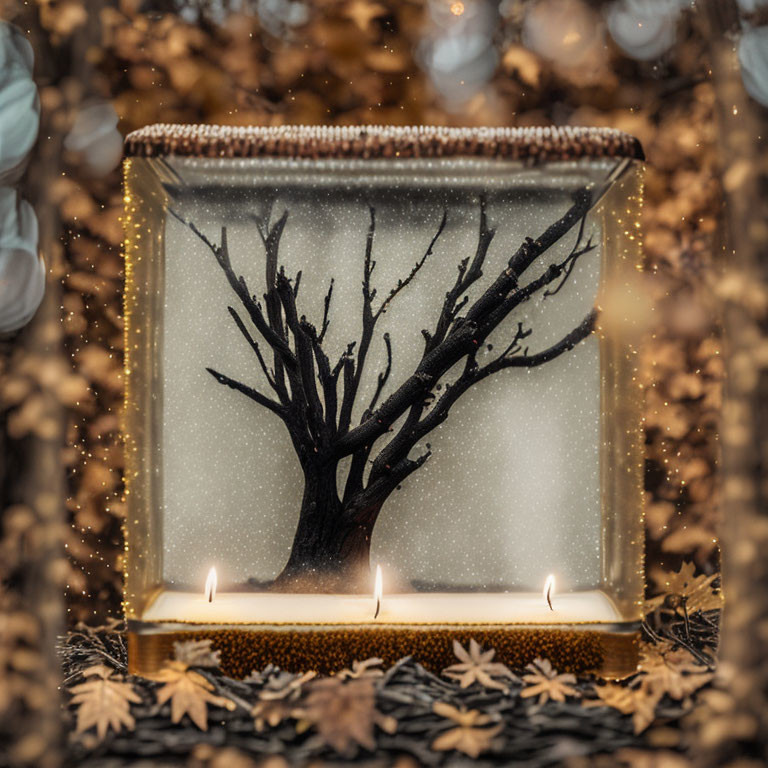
top-left (208, 593), bottom-right (213, 603)
top-left (546, 584), bottom-right (553, 611)
top-left (374, 597), bottom-right (381, 620)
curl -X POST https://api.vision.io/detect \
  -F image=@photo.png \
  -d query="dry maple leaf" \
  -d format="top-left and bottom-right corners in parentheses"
top-left (173, 638), bottom-right (221, 668)
top-left (646, 561), bottom-right (722, 613)
top-left (151, 660), bottom-right (236, 731)
top-left (69, 664), bottom-right (141, 740)
top-left (337, 658), bottom-right (384, 680)
top-left (442, 639), bottom-right (517, 693)
top-left (299, 678), bottom-right (396, 756)
top-left (520, 658), bottom-right (579, 704)
top-left (586, 683), bottom-right (657, 734)
top-left (431, 702), bottom-right (502, 759)
top-left (586, 643), bottom-right (712, 735)
top-left (638, 643), bottom-right (713, 701)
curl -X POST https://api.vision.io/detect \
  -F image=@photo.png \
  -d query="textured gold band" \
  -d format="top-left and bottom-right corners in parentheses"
top-left (128, 626), bottom-right (639, 680)
top-left (124, 124), bottom-right (644, 163)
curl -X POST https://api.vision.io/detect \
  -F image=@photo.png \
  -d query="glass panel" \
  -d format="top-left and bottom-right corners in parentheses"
top-left (123, 154), bottom-right (644, 626)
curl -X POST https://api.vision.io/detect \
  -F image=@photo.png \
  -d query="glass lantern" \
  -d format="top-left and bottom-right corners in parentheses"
top-left (122, 125), bottom-right (645, 679)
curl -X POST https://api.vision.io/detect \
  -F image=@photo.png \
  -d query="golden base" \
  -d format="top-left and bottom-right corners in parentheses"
top-left (128, 624), bottom-right (639, 680)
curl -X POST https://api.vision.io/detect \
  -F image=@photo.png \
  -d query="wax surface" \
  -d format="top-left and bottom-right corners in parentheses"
top-left (141, 589), bottom-right (623, 625)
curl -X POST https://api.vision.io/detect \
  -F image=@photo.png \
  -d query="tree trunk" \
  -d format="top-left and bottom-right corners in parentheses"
top-left (272, 465), bottom-right (383, 593)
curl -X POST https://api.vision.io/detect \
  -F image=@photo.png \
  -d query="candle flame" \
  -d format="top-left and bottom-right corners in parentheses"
top-left (544, 574), bottom-right (555, 611)
top-left (205, 567), bottom-right (217, 603)
top-left (373, 564), bottom-right (383, 620)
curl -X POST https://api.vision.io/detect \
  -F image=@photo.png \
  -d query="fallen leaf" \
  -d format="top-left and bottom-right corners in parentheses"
top-left (442, 639), bottom-right (517, 693)
top-left (431, 702), bottom-right (502, 759)
top-left (521, 658), bottom-right (579, 704)
top-left (586, 682), bottom-right (657, 734)
top-left (299, 678), bottom-right (395, 756)
top-left (70, 664), bottom-right (141, 740)
top-left (639, 643), bottom-right (713, 701)
top-left (587, 643), bottom-right (713, 735)
top-left (646, 561), bottom-right (722, 613)
top-left (151, 660), bottom-right (235, 731)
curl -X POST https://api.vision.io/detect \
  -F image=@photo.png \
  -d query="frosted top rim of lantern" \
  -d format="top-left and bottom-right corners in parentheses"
top-left (124, 124), bottom-right (644, 163)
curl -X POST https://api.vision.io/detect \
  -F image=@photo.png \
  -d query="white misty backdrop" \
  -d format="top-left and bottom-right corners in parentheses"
top-left (160, 160), bottom-right (603, 593)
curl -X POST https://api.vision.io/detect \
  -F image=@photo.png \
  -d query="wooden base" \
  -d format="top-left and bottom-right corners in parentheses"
top-left (127, 623), bottom-right (640, 680)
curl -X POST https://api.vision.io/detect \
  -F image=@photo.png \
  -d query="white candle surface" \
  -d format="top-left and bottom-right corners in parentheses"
top-left (140, 589), bottom-right (623, 626)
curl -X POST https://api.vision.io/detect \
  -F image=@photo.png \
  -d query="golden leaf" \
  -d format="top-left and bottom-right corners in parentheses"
top-left (69, 664), bottom-right (141, 741)
top-left (586, 682), bottom-right (658, 735)
top-left (151, 660), bottom-right (235, 731)
top-left (587, 643), bottom-right (712, 735)
top-left (521, 658), bottom-right (579, 704)
top-left (639, 643), bottom-right (713, 701)
top-left (646, 561), bottom-right (722, 613)
top-left (442, 639), bottom-right (517, 693)
top-left (431, 702), bottom-right (502, 759)
top-left (630, 693), bottom-right (659, 736)
top-left (300, 677), bottom-right (394, 756)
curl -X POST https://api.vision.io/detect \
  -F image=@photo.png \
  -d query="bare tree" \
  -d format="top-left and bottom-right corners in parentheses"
top-left (174, 185), bottom-right (601, 592)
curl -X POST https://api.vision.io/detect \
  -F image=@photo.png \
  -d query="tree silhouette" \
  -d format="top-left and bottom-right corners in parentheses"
top-left (174, 184), bottom-right (602, 593)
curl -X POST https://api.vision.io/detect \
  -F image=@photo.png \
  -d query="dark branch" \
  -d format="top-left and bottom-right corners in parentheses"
top-left (172, 211), bottom-right (298, 370)
top-left (185, 176), bottom-right (609, 538)
top-left (371, 309), bottom-right (598, 480)
top-left (206, 367), bottom-right (285, 417)
top-left (427, 197), bottom-right (494, 354)
top-left (339, 208), bottom-right (447, 437)
top-left (332, 342), bottom-right (356, 380)
top-left (226, 306), bottom-right (280, 396)
top-left (543, 212), bottom-right (589, 298)
top-left (359, 445), bottom-right (432, 510)
top-left (275, 270), bottom-right (326, 443)
top-left (258, 210), bottom-right (291, 400)
top-left (366, 333), bottom-right (392, 417)
top-left (479, 309), bottom-right (597, 375)
top-left (338, 207), bottom-right (378, 436)
top-left (334, 189), bottom-right (595, 460)
top-left (318, 279), bottom-right (334, 344)
top-left (477, 236), bottom-right (598, 339)
top-left (464, 188), bottom-right (592, 329)
top-left (376, 209), bottom-right (447, 319)
top-left (307, 328), bottom-right (338, 434)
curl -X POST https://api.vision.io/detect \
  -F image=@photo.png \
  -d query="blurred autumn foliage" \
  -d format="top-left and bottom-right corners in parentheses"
top-left (1, 0), bottom-right (721, 625)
